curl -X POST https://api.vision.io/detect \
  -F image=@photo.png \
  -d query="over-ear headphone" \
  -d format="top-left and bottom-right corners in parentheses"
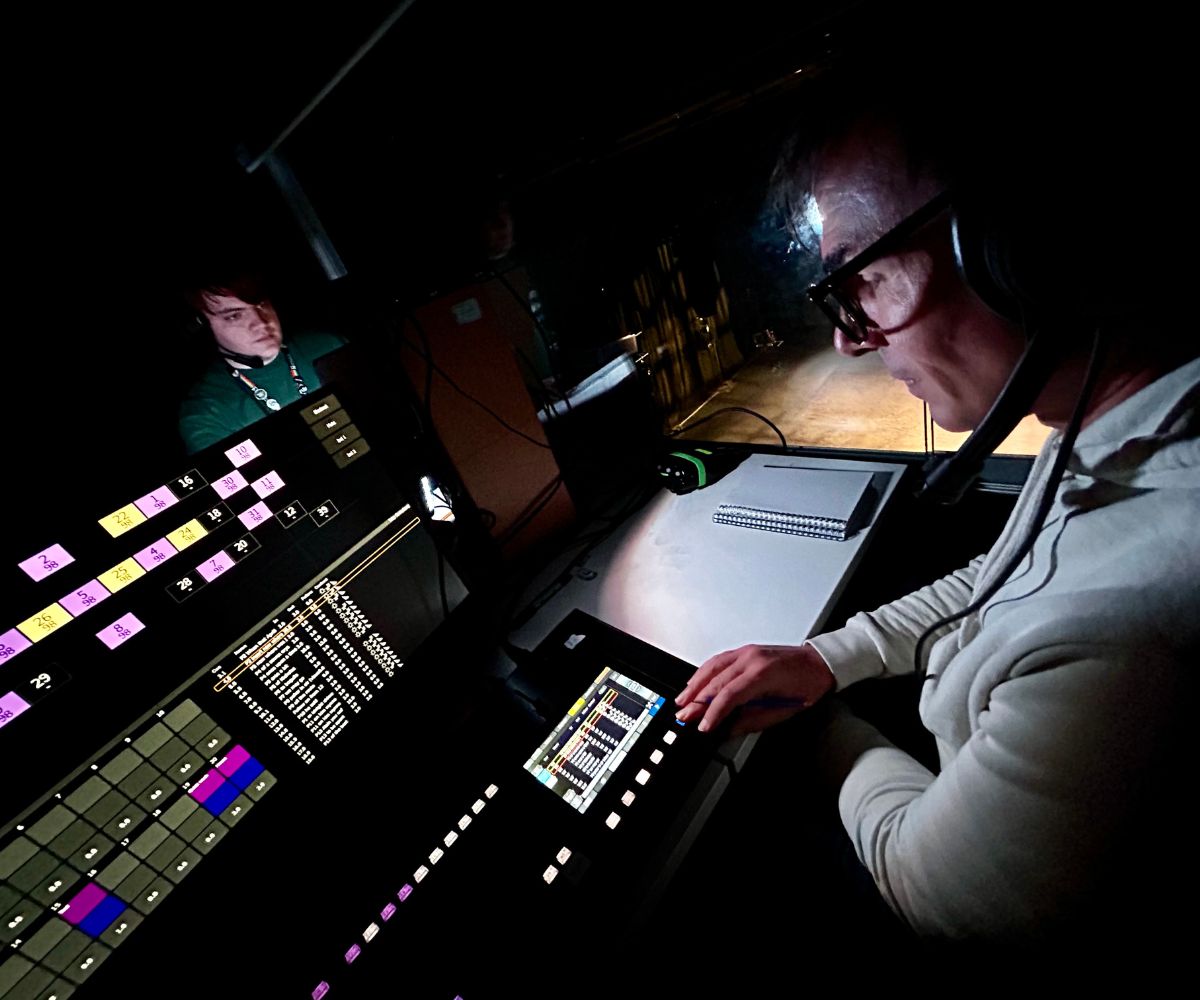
top-left (919, 188), bottom-right (1084, 504)
top-left (949, 195), bottom-right (1026, 325)
top-left (948, 169), bottom-right (1125, 335)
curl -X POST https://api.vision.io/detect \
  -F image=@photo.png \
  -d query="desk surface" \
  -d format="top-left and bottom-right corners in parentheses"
top-left (513, 453), bottom-right (907, 668)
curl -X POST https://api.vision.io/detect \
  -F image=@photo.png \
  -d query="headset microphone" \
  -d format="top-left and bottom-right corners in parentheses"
top-left (916, 324), bottom-right (1062, 503)
top-left (916, 194), bottom-right (1075, 503)
top-left (218, 348), bottom-right (270, 368)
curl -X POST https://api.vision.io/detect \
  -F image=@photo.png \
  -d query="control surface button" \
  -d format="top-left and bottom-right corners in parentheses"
top-left (621, 790), bottom-right (636, 807)
top-left (556, 847), bottom-right (572, 865)
top-left (663, 730), bottom-right (678, 745)
top-left (542, 865), bottom-right (558, 884)
top-left (635, 769), bottom-right (650, 786)
top-left (99, 908), bottom-right (143, 948)
top-left (650, 749), bottom-right (664, 764)
top-left (605, 812), bottom-right (621, 829)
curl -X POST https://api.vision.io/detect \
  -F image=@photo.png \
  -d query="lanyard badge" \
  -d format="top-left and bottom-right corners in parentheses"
top-left (228, 345), bottom-right (310, 412)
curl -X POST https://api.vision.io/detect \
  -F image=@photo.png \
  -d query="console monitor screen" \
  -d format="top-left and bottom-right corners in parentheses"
top-left (523, 666), bottom-right (666, 813)
top-left (0, 324), bottom-right (470, 997)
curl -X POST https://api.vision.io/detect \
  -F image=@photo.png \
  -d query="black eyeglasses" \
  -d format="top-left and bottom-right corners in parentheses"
top-left (806, 190), bottom-right (953, 344)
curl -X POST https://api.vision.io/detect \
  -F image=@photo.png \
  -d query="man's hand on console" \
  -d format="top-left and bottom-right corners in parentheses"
top-left (674, 643), bottom-right (836, 736)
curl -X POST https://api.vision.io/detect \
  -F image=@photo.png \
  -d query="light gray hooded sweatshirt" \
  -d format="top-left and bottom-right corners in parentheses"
top-left (808, 356), bottom-right (1200, 942)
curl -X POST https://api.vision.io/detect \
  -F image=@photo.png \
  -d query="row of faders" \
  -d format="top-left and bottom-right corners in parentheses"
top-left (1, 699), bottom-right (276, 999)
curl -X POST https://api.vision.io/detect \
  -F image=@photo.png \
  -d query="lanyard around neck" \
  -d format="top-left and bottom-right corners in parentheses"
top-left (227, 345), bottom-right (310, 412)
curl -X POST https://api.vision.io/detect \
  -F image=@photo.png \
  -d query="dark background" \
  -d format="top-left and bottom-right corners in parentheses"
top-left (4, 0), bottom-right (856, 560)
top-left (5, 0), bottom-right (1182, 555)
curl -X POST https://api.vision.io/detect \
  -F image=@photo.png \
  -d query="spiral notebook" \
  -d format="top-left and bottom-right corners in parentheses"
top-left (713, 463), bottom-right (882, 541)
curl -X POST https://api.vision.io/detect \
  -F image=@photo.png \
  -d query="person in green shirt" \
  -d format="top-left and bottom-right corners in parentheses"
top-left (178, 274), bottom-right (344, 454)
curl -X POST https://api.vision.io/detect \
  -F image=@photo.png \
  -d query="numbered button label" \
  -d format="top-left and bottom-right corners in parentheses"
top-left (0, 627), bottom-right (33, 662)
top-left (21, 663), bottom-right (69, 703)
top-left (133, 485), bottom-right (180, 519)
top-left (98, 613), bottom-right (145, 650)
top-left (133, 539), bottom-right (179, 573)
top-left (196, 552), bottom-right (234, 583)
top-left (311, 501), bottom-right (340, 526)
top-left (275, 501), bottom-right (306, 529)
top-left (172, 470), bottom-right (206, 495)
top-left (225, 534), bottom-right (260, 563)
top-left (18, 543), bottom-right (76, 581)
top-left (59, 580), bottom-right (112, 617)
top-left (238, 501), bottom-right (272, 531)
top-left (168, 573), bottom-right (205, 603)
top-left (251, 471), bottom-right (285, 499)
top-left (202, 503), bottom-right (232, 527)
top-left (0, 690), bottom-right (32, 729)
top-left (224, 439), bottom-right (262, 468)
top-left (166, 519), bottom-right (208, 552)
top-left (97, 558), bottom-right (146, 594)
top-left (17, 603), bottom-right (73, 643)
top-left (99, 504), bottom-right (147, 538)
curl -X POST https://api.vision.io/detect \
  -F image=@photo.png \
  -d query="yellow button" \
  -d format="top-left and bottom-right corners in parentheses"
top-left (17, 603), bottom-right (72, 642)
top-left (566, 698), bottom-right (586, 717)
top-left (165, 519), bottom-right (208, 552)
top-left (98, 504), bottom-right (147, 538)
top-left (97, 558), bottom-right (146, 594)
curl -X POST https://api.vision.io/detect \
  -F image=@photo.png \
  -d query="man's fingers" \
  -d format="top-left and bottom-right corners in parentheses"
top-left (674, 700), bottom-right (706, 723)
top-left (683, 657), bottom-right (755, 719)
top-left (676, 648), bottom-right (742, 706)
top-left (697, 671), bottom-right (759, 733)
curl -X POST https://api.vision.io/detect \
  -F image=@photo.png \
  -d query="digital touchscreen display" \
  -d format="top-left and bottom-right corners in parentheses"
top-left (523, 666), bottom-right (666, 814)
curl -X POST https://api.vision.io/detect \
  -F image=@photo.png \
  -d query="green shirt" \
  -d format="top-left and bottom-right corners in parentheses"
top-left (179, 330), bottom-right (345, 454)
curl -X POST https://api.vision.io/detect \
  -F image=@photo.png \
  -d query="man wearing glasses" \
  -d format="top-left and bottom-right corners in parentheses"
top-left (672, 49), bottom-right (1198, 965)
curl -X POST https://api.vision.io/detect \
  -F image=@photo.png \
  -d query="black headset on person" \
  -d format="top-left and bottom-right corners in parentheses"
top-left (917, 182), bottom-right (1109, 505)
top-left (910, 183), bottom-right (1111, 674)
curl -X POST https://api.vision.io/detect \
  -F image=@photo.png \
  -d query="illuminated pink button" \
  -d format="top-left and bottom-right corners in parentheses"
top-left (19, 544), bottom-right (75, 582)
top-left (398, 884), bottom-right (414, 902)
top-left (196, 552), bottom-right (234, 583)
top-left (0, 691), bottom-right (32, 729)
top-left (59, 580), bottom-right (112, 617)
top-left (312, 984), bottom-right (330, 1000)
top-left (60, 882), bottom-right (107, 925)
top-left (345, 943), bottom-right (361, 964)
top-left (211, 471), bottom-right (249, 500)
top-left (380, 902), bottom-right (397, 922)
top-left (224, 439), bottom-right (262, 468)
top-left (189, 769), bottom-right (226, 804)
top-left (133, 538), bottom-right (178, 572)
top-left (97, 613), bottom-right (145, 650)
top-left (238, 501), bottom-right (272, 530)
top-left (1, 628), bottom-right (33, 662)
top-left (133, 486), bottom-right (179, 519)
top-left (251, 471), bottom-right (285, 499)
top-left (217, 744), bottom-right (251, 776)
